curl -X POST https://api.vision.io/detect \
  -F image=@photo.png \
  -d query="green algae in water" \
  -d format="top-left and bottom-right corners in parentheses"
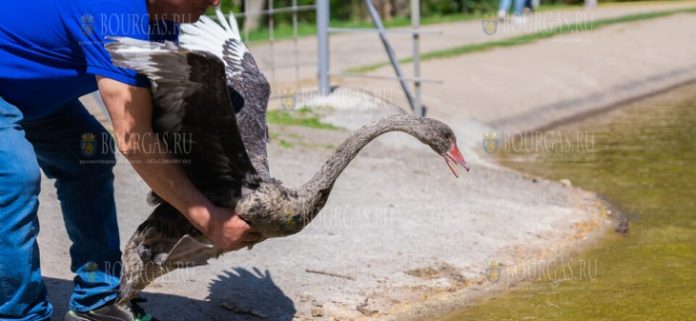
top-left (439, 83), bottom-right (696, 321)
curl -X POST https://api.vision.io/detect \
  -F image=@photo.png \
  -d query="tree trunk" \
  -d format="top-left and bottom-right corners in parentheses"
top-left (371, 0), bottom-right (392, 21)
top-left (351, 0), bottom-right (367, 20)
top-left (392, 0), bottom-right (410, 18)
top-left (243, 0), bottom-right (266, 33)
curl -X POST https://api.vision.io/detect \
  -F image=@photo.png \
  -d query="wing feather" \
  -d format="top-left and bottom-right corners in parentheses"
top-left (106, 37), bottom-right (258, 200)
top-left (180, 8), bottom-right (273, 180)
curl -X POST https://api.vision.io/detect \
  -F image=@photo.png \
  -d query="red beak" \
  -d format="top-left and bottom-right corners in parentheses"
top-left (444, 144), bottom-right (470, 178)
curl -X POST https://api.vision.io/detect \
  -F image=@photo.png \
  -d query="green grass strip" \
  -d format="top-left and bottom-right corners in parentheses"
top-left (206, 3), bottom-right (579, 43)
top-left (347, 7), bottom-right (696, 74)
top-left (242, 12), bottom-right (486, 43)
top-left (267, 107), bottom-right (338, 129)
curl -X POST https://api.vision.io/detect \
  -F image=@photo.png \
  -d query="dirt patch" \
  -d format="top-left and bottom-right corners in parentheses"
top-left (405, 262), bottom-right (468, 286)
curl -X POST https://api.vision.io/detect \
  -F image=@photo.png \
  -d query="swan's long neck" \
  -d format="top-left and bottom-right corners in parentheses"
top-left (298, 114), bottom-right (426, 204)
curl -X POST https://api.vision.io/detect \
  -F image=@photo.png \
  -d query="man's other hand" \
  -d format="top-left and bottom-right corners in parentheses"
top-left (207, 206), bottom-right (261, 251)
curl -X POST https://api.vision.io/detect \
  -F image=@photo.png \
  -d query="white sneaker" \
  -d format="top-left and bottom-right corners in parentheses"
top-left (512, 15), bottom-right (526, 25)
top-left (497, 10), bottom-right (506, 22)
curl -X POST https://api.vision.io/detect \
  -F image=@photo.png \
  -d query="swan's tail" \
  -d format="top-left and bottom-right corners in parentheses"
top-left (212, 6), bottom-right (242, 39)
top-left (179, 7), bottom-right (248, 79)
top-left (227, 9), bottom-right (241, 39)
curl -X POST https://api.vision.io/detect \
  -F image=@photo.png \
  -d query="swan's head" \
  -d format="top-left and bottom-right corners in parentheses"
top-left (419, 118), bottom-right (470, 177)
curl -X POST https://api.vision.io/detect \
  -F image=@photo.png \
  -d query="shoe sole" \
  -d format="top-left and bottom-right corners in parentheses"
top-left (64, 310), bottom-right (130, 321)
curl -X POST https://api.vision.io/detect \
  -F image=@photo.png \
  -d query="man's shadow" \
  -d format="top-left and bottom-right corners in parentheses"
top-left (46, 267), bottom-right (296, 321)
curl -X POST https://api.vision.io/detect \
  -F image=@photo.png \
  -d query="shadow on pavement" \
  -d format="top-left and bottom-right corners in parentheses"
top-left (45, 267), bottom-right (296, 321)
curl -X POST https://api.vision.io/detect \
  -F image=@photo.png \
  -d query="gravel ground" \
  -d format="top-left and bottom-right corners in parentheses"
top-left (39, 90), bottom-right (613, 321)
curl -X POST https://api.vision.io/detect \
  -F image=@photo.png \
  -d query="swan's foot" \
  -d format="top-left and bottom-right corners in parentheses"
top-left (118, 234), bottom-right (222, 302)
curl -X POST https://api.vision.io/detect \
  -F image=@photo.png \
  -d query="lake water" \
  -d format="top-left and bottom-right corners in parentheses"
top-left (437, 82), bottom-right (696, 320)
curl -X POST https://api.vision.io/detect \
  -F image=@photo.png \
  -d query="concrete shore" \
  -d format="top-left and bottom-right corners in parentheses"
top-left (40, 4), bottom-right (696, 321)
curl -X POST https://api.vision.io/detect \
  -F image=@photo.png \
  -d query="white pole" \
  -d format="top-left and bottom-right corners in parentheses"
top-left (411, 0), bottom-right (423, 116)
top-left (317, 0), bottom-right (330, 95)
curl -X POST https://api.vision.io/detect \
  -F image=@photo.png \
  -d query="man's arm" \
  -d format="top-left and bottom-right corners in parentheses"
top-left (96, 76), bottom-right (258, 251)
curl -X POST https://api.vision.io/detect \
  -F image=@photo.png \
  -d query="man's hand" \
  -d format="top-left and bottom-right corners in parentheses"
top-left (206, 207), bottom-right (261, 251)
top-left (96, 76), bottom-right (260, 249)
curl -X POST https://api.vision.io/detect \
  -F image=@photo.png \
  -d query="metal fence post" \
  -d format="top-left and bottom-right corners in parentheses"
top-left (317, 0), bottom-right (330, 95)
top-left (411, 0), bottom-right (424, 116)
top-left (363, 0), bottom-right (418, 115)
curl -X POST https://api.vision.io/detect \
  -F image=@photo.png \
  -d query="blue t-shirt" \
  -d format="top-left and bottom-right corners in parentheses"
top-left (0, 0), bottom-right (178, 120)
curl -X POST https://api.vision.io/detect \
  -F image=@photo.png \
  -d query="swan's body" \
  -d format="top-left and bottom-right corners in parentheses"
top-left (106, 9), bottom-right (469, 302)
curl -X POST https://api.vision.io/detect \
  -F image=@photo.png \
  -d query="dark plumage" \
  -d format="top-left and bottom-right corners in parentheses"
top-left (106, 9), bottom-right (469, 302)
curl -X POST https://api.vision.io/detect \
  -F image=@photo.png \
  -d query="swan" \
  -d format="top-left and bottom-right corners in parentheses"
top-left (106, 8), bottom-right (469, 302)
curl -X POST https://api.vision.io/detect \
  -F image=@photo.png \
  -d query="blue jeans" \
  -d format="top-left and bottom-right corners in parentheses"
top-left (0, 97), bottom-right (121, 321)
top-left (499, 0), bottom-right (525, 16)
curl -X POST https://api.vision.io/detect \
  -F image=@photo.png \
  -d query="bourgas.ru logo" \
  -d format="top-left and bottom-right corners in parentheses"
top-left (280, 88), bottom-right (296, 111)
top-left (485, 261), bottom-right (504, 282)
top-left (481, 16), bottom-right (498, 35)
top-left (80, 14), bottom-right (95, 36)
top-left (80, 132), bottom-right (194, 157)
top-left (80, 132), bottom-right (97, 157)
top-left (481, 130), bottom-right (596, 156)
top-left (482, 131), bottom-right (500, 154)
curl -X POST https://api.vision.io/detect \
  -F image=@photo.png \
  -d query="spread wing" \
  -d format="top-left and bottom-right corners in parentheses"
top-left (179, 8), bottom-right (272, 181)
top-left (106, 37), bottom-right (260, 200)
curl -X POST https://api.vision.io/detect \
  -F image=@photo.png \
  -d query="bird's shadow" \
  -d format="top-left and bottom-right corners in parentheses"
top-left (46, 267), bottom-right (296, 321)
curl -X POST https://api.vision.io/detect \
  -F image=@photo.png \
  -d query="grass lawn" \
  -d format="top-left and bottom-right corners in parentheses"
top-left (347, 6), bottom-right (696, 73)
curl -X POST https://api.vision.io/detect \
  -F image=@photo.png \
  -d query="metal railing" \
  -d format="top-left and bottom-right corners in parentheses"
top-left (316, 0), bottom-right (441, 116)
top-left (220, 0), bottom-right (440, 115)
top-left (225, 0), bottom-right (316, 102)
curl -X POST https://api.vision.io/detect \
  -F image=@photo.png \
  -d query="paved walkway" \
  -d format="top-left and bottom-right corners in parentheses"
top-left (338, 10), bottom-right (696, 138)
top-left (245, 1), bottom-right (696, 94)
